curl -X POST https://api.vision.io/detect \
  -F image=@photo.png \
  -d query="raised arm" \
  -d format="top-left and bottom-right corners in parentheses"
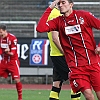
top-left (36, 0), bottom-right (60, 33)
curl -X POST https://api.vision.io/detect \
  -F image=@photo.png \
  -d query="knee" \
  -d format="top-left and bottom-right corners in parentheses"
top-left (14, 78), bottom-right (20, 83)
top-left (53, 81), bottom-right (61, 88)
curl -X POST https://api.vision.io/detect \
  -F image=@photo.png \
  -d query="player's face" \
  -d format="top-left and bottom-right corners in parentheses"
top-left (0, 29), bottom-right (6, 38)
top-left (57, 0), bottom-right (73, 15)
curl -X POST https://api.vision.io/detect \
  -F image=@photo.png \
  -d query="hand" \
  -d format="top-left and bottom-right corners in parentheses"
top-left (4, 47), bottom-right (10, 53)
top-left (49, 0), bottom-right (59, 9)
top-left (95, 47), bottom-right (100, 54)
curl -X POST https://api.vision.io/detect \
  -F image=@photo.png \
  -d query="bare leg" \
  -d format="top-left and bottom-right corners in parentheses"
top-left (95, 91), bottom-right (100, 100)
top-left (83, 89), bottom-right (95, 100)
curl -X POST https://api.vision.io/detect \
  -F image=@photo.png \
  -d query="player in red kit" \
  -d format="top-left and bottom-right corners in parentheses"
top-left (0, 24), bottom-right (22, 100)
top-left (36, 0), bottom-right (100, 100)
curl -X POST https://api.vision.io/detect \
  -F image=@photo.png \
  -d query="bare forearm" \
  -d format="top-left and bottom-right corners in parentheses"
top-left (52, 31), bottom-right (64, 54)
top-left (53, 39), bottom-right (64, 54)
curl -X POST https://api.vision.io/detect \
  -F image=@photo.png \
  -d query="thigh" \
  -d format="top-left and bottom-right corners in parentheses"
top-left (7, 60), bottom-right (20, 79)
top-left (0, 61), bottom-right (9, 78)
top-left (69, 67), bottom-right (92, 93)
top-left (90, 64), bottom-right (100, 92)
top-left (51, 56), bottom-right (69, 81)
top-left (70, 77), bottom-right (91, 93)
top-left (95, 91), bottom-right (100, 100)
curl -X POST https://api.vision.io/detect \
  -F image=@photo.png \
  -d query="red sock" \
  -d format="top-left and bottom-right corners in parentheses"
top-left (16, 82), bottom-right (22, 100)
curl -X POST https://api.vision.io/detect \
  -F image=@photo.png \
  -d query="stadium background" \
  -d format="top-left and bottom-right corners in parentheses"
top-left (0, 0), bottom-right (100, 84)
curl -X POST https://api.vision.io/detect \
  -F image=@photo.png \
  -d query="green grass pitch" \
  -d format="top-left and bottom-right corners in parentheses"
top-left (0, 89), bottom-right (97, 100)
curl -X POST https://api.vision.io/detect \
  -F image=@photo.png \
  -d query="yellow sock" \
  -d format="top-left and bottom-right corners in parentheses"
top-left (71, 89), bottom-right (81, 100)
top-left (49, 91), bottom-right (59, 100)
top-left (49, 86), bottom-right (61, 100)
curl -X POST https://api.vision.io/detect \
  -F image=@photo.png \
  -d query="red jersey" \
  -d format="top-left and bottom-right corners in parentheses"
top-left (0, 33), bottom-right (18, 61)
top-left (36, 7), bottom-right (100, 67)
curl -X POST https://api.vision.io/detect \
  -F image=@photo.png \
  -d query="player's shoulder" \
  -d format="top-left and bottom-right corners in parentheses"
top-left (76, 10), bottom-right (91, 15)
top-left (8, 33), bottom-right (16, 37)
top-left (8, 33), bottom-right (17, 39)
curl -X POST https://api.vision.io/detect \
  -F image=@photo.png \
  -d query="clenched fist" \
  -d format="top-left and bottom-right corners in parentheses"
top-left (4, 47), bottom-right (10, 53)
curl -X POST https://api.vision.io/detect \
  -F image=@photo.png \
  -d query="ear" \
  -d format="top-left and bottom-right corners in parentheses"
top-left (70, 3), bottom-right (73, 8)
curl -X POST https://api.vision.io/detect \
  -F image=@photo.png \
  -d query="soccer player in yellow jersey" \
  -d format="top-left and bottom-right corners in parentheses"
top-left (47, 5), bottom-right (81, 100)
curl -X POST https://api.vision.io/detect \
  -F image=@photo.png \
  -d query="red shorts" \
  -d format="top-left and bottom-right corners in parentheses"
top-left (69, 63), bottom-right (100, 93)
top-left (0, 59), bottom-right (20, 79)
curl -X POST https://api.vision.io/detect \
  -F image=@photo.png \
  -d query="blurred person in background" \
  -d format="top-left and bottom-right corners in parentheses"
top-left (0, 24), bottom-right (22, 100)
top-left (47, 3), bottom-right (81, 100)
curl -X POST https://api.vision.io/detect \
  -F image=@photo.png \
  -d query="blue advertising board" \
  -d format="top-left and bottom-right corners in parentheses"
top-left (30, 39), bottom-right (49, 65)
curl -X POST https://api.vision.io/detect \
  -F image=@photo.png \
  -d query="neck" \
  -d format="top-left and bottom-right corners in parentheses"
top-left (65, 9), bottom-right (73, 17)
